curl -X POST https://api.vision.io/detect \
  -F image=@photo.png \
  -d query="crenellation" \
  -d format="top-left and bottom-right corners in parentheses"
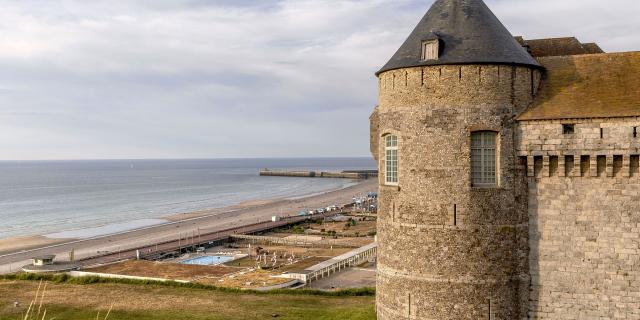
top-left (588, 155), bottom-right (597, 177)
top-left (542, 156), bottom-right (550, 177)
top-left (423, 67), bottom-right (440, 88)
top-left (614, 155), bottom-right (624, 177)
top-left (606, 155), bottom-right (614, 177)
top-left (460, 65), bottom-right (480, 85)
top-left (557, 156), bottom-right (565, 177)
top-left (631, 155), bottom-right (640, 177)
top-left (378, 65), bottom-right (530, 109)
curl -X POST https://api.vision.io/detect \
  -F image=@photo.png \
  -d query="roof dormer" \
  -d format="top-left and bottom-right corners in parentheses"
top-left (421, 33), bottom-right (440, 61)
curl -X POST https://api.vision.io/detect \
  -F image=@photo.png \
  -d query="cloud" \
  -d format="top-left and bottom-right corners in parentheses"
top-left (0, 0), bottom-right (638, 160)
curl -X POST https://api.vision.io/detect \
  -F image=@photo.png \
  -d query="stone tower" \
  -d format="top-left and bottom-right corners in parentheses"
top-left (372, 0), bottom-right (542, 319)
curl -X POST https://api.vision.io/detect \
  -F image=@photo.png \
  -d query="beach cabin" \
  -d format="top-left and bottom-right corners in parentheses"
top-left (22, 254), bottom-right (79, 273)
top-left (32, 255), bottom-right (56, 266)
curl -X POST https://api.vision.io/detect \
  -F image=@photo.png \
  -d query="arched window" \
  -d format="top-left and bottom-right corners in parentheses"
top-left (384, 135), bottom-right (399, 185)
top-left (471, 131), bottom-right (497, 187)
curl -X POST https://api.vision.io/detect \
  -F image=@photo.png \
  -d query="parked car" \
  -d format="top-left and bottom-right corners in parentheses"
top-left (308, 210), bottom-right (316, 215)
top-left (298, 210), bottom-right (308, 216)
top-left (317, 208), bottom-right (325, 214)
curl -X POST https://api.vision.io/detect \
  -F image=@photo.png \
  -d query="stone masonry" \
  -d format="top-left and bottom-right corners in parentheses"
top-left (371, 0), bottom-right (640, 319)
top-left (518, 118), bottom-right (640, 319)
top-left (375, 64), bottom-right (540, 320)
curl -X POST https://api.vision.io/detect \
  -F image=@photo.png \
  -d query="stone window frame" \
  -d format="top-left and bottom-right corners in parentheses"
top-left (382, 133), bottom-right (400, 186)
top-left (470, 130), bottom-right (500, 188)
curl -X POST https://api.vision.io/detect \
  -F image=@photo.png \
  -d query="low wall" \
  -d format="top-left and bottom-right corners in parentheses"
top-left (68, 270), bottom-right (190, 283)
top-left (254, 279), bottom-right (301, 291)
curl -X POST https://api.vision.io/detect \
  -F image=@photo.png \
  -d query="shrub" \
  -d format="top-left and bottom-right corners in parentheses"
top-left (291, 225), bottom-right (305, 234)
top-left (0, 273), bottom-right (375, 297)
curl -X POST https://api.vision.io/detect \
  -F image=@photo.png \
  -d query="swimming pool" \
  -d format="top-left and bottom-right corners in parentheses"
top-left (180, 255), bottom-right (234, 266)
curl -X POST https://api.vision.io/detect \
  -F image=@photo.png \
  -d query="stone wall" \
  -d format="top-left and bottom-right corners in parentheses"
top-left (370, 106), bottom-right (379, 161)
top-left (375, 64), bottom-right (541, 320)
top-left (517, 117), bottom-right (640, 319)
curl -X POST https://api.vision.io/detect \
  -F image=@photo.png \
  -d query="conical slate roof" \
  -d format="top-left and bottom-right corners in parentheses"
top-left (377, 0), bottom-right (541, 75)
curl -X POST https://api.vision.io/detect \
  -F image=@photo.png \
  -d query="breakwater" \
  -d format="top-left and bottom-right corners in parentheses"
top-left (259, 169), bottom-right (377, 179)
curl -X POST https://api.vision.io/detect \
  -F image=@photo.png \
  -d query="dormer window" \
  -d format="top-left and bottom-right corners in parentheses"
top-left (421, 40), bottom-right (439, 61)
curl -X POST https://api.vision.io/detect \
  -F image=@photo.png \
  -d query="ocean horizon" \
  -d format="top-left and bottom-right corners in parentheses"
top-left (0, 157), bottom-right (376, 239)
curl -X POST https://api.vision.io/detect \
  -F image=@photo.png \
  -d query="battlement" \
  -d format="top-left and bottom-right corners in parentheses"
top-left (517, 117), bottom-right (640, 179)
top-left (523, 154), bottom-right (640, 179)
top-left (378, 65), bottom-right (542, 108)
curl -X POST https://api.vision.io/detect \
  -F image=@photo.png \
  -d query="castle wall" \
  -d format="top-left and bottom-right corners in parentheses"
top-left (517, 118), bottom-right (640, 319)
top-left (375, 64), bottom-right (541, 320)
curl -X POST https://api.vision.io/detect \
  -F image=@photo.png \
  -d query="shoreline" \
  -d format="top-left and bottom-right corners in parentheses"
top-left (0, 179), bottom-right (377, 257)
top-left (161, 180), bottom-right (360, 222)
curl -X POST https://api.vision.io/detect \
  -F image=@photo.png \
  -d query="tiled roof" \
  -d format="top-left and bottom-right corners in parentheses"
top-left (582, 43), bottom-right (605, 54)
top-left (518, 52), bottom-right (640, 120)
top-left (523, 37), bottom-right (592, 57)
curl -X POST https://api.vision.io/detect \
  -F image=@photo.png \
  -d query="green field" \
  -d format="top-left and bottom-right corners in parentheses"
top-left (0, 275), bottom-right (376, 320)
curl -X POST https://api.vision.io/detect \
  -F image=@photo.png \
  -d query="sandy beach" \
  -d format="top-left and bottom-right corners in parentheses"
top-left (0, 178), bottom-right (377, 272)
top-left (0, 236), bottom-right (69, 254)
top-left (162, 198), bottom-right (284, 222)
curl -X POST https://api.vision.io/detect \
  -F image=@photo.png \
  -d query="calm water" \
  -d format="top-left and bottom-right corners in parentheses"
top-left (0, 158), bottom-right (375, 239)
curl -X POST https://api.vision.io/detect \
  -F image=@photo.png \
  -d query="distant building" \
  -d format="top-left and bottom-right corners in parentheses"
top-left (370, 0), bottom-right (639, 319)
top-left (22, 255), bottom-right (79, 273)
top-left (32, 255), bottom-right (55, 266)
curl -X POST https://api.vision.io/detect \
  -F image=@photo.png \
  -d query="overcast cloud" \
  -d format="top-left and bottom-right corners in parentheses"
top-left (0, 0), bottom-right (638, 160)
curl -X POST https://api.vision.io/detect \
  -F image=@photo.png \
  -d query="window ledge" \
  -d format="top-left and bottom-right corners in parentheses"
top-left (472, 184), bottom-right (497, 188)
top-left (380, 184), bottom-right (400, 191)
top-left (471, 185), bottom-right (503, 191)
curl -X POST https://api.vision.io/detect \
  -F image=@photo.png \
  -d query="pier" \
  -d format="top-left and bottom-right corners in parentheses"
top-left (260, 169), bottom-right (377, 179)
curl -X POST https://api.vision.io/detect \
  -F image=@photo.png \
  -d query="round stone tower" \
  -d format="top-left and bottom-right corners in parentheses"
top-left (373, 0), bottom-right (542, 319)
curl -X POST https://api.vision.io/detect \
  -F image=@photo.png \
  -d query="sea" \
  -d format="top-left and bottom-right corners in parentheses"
top-left (0, 157), bottom-right (376, 239)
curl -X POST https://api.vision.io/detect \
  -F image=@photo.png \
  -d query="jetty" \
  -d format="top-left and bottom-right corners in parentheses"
top-left (260, 169), bottom-right (377, 179)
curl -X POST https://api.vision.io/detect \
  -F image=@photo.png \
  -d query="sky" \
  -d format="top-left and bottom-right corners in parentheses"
top-left (0, 0), bottom-right (638, 160)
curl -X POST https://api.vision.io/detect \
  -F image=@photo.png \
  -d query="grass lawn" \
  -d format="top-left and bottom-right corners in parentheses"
top-left (0, 278), bottom-right (376, 320)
